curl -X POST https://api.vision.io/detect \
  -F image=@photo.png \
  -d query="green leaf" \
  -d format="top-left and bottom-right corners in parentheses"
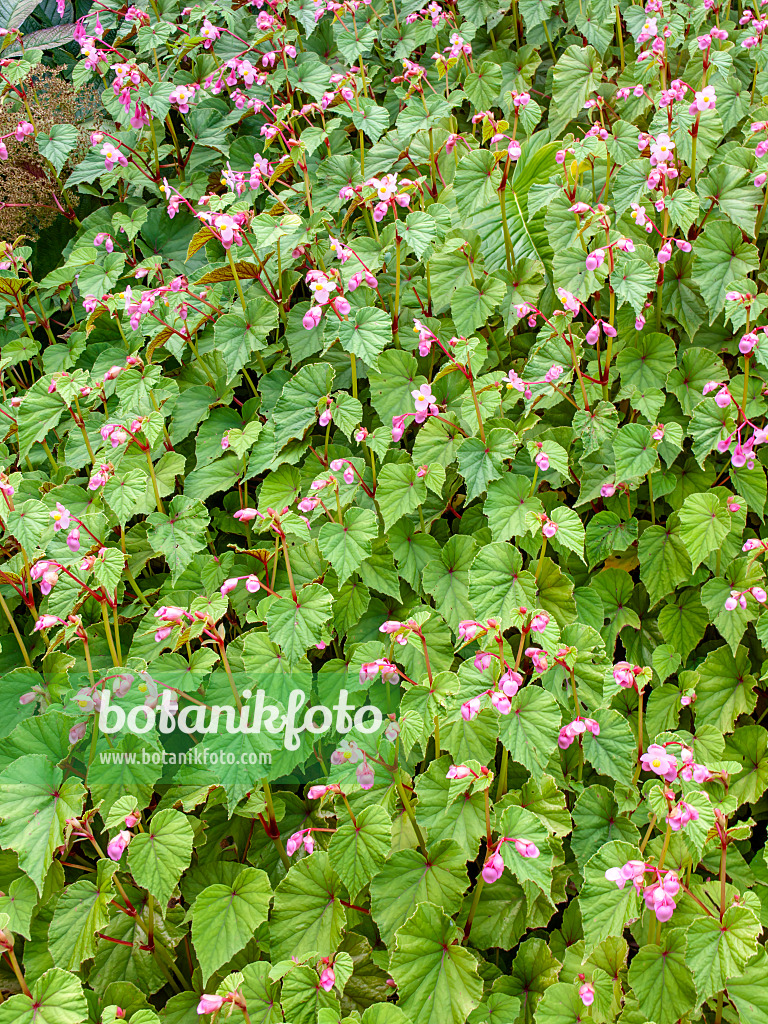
top-left (399, 210), bottom-right (436, 261)
top-left (270, 851), bottom-right (346, 961)
top-left (16, 378), bottom-right (65, 458)
top-left (48, 860), bottom-right (116, 971)
top-left (389, 902), bottom-right (483, 1024)
top-left (103, 468), bottom-right (148, 526)
top-left (37, 124), bottom-right (79, 174)
top-left (613, 423), bottom-right (658, 480)
top-left (147, 495), bottom-right (210, 583)
top-left (678, 492), bottom-right (730, 571)
top-left (338, 307), bottom-right (392, 369)
top-left (5, 498), bottom-right (49, 551)
top-left (457, 429), bottom-right (518, 502)
top-left (627, 930), bottom-right (696, 1024)
top-left (375, 462), bottom-right (427, 531)
top-left (499, 685), bottom-right (561, 778)
top-left (585, 511), bottom-right (638, 569)
top-left (571, 785), bottom-right (639, 870)
top-left (550, 45), bottom-right (603, 137)
top-left (534, 983), bottom-right (585, 1024)
top-left (0, 968), bottom-right (87, 1024)
top-left (581, 840), bottom-right (642, 948)
top-left (464, 61), bottom-right (504, 110)
top-left (727, 948), bottom-right (768, 1024)
top-left (695, 643), bottom-right (756, 733)
top-left (582, 709), bottom-right (636, 787)
top-left (497, 804), bottom-right (552, 893)
top-left (0, 871), bottom-right (37, 938)
top-left (266, 584), bottom-right (333, 663)
top-left (191, 867), bottom-right (272, 982)
top-left (658, 588), bottom-right (709, 664)
top-left (274, 362), bottom-right (335, 450)
top-left (319, 508), bottom-right (379, 586)
top-left (685, 905), bottom-right (761, 1003)
top-left (328, 805), bottom-right (391, 903)
top-left (128, 809), bottom-right (194, 906)
top-left (693, 220), bottom-right (759, 322)
top-left (616, 332), bottom-right (676, 391)
top-left (370, 841), bottom-right (469, 945)
top-left (351, 98), bottom-right (390, 143)
top-left (422, 535), bottom-right (477, 631)
top-left (0, 754), bottom-right (85, 894)
top-left (484, 474), bottom-right (543, 542)
top-left (610, 258), bottom-right (656, 315)
top-left (469, 543), bottom-right (536, 628)
top-left (451, 274), bottom-right (506, 335)
top-left (637, 515), bottom-right (692, 606)
top-left (699, 163), bottom-right (758, 234)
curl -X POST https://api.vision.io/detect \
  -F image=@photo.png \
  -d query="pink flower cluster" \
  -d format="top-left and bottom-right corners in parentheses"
top-left (724, 585), bottom-right (767, 610)
top-left (482, 836), bottom-right (540, 884)
top-left (605, 860), bottom-right (680, 922)
top-left (641, 742), bottom-right (713, 783)
top-left (557, 716), bottom-right (599, 749)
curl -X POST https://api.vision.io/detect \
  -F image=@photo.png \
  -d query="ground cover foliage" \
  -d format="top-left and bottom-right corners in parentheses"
top-left (0, 0), bottom-right (768, 1022)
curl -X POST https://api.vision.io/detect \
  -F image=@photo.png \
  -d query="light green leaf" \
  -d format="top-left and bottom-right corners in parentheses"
top-left (270, 852), bottom-right (346, 961)
top-left (319, 508), bottom-right (379, 586)
top-left (389, 902), bottom-right (483, 1024)
top-left (191, 867), bottom-right (272, 982)
top-left (627, 930), bottom-right (696, 1024)
top-left (128, 809), bottom-right (194, 906)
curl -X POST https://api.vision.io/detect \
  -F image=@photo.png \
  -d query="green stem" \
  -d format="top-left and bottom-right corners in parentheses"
top-left (534, 536), bottom-right (547, 581)
top-left (145, 448), bottom-right (165, 514)
top-left (462, 877), bottom-right (485, 942)
top-left (397, 778), bottom-right (428, 857)
top-left (0, 591), bottom-right (31, 666)
top-left (263, 778), bottom-right (292, 870)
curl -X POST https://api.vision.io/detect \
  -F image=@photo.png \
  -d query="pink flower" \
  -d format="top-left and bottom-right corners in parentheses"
top-left (50, 502), bottom-right (71, 532)
top-left (526, 648), bottom-right (548, 673)
top-left (307, 784), bottom-right (338, 799)
top-left (666, 800), bottom-right (699, 831)
top-left (641, 743), bottom-right (678, 781)
top-left (535, 451), bottom-right (549, 471)
top-left (585, 248), bottom-right (605, 272)
top-left (446, 764), bottom-right (473, 780)
top-left (507, 140), bottom-right (521, 160)
top-left (579, 983), bottom-right (595, 1007)
top-left (542, 519), bottom-right (558, 538)
top-left (499, 669), bottom-right (522, 697)
top-left (107, 830), bottom-right (131, 861)
top-left (67, 528), bottom-right (81, 553)
top-left (474, 651), bottom-right (492, 672)
top-left (69, 722), bottom-right (87, 745)
top-left (155, 605), bottom-right (187, 622)
top-left (220, 578), bottom-right (239, 596)
top-left (356, 760), bottom-right (375, 789)
top-left (197, 994), bottom-right (226, 1014)
top-left (512, 839), bottom-right (539, 858)
top-left (613, 662), bottom-right (636, 688)
top-left (245, 574), bottom-right (261, 593)
top-left (482, 851), bottom-right (505, 883)
top-left (491, 691), bottom-right (511, 714)
top-left (529, 612), bottom-right (549, 632)
top-left (461, 696), bottom-right (481, 721)
top-left (319, 968), bottom-right (335, 992)
top-left (458, 620), bottom-right (485, 641)
top-left (692, 85), bottom-right (717, 111)
top-left (234, 508), bottom-right (260, 522)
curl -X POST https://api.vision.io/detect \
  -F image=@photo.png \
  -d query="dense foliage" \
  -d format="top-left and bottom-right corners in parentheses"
top-left (1, 0), bottom-right (768, 1021)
